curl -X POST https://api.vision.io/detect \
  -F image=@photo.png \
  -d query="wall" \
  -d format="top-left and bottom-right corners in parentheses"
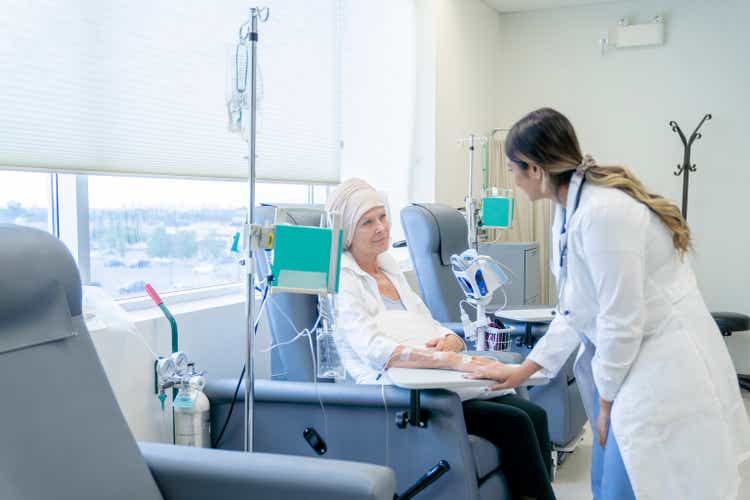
top-left (494, 0), bottom-right (750, 368)
top-left (434, 0), bottom-right (503, 208)
top-left (411, 0), bottom-right (438, 204)
top-left (340, 0), bottom-right (418, 242)
top-left (88, 291), bottom-right (270, 442)
top-left (340, 0), bottom-right (504, 214)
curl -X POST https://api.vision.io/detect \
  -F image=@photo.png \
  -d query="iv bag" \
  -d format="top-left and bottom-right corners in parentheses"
top-left (225, 41), bottom-right (264, 141)
top-left (226, 41), bottom-right (249, 136)
top-left (316, 327), bottom-right (345, 381)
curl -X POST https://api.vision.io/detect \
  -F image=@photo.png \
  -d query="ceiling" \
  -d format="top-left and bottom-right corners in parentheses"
top-left (484, 0), bottom-right (620, 13)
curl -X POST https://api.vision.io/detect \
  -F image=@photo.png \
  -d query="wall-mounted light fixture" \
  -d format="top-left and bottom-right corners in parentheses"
top-left (616, 15), bottom-right (664, 48)
top-left (600, 15), bottom-right (665, 55)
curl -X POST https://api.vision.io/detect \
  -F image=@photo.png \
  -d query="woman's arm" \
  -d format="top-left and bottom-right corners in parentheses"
top-left (465, 358), bottom-right (543, 389)
top-left (525, 314), bottom-right (582, 378)
top-left (582, 203), bottom-right (647, 403)
top-left (465, 313), bottom-right (580, 388)
top-left (425, 334), bottom-right (466, 352)
top-left (387, 345), bottom-right (483, 371)
top-left (337, 270), bottom-right (475, 373)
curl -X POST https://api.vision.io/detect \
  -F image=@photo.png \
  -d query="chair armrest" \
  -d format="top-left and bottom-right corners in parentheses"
top-left (208, 379), bottom-right (466, 415)
top-left (139, 442), bottom-right (395, 500)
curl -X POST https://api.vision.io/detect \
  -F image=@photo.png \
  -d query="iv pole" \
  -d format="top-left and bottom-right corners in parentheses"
top-left (458, 134), bottom-right (488, 250)
top-left (242, 6), bottom-right (268, 453)
top-left (467, 135), bottom-right (477, 250)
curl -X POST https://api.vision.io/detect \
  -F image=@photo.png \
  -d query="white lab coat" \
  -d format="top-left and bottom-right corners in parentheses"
top-left (335, 251), bottom-right (512, 400)
top-left (527, 179), bottom-right (750, 500)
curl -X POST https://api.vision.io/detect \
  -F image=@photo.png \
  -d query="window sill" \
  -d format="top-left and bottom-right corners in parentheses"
top-left (117, 283), bottom-right (244, 313)
top-left (126, 290), bottom-right (245, 325)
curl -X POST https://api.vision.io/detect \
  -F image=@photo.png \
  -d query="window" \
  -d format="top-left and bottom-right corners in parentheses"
top-left (87, 175), bottom-right (315, 300)
top-left (3, 0), bottom-right (348, 302)
top-left (256, 183), bottom-right (310, 205)
top-left (313, 185), bottom-right (332, 205)
top-left (0, 170), bottom-right (51, 232)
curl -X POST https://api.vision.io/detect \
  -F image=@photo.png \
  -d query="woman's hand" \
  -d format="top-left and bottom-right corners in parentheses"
top-left (425, 334), bottom-right (465, 352)
top-left (596, 398), bottom-right (613, 447)
top-left (464, 361), bottom-right (528, 390)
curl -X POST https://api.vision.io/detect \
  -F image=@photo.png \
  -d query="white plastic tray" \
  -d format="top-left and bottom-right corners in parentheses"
top-left (387, 367), bottom-right (548, 390)
top-left (494, 307), bottom-right (555, 323)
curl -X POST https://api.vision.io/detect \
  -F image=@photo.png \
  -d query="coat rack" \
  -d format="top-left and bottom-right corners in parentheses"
top-left (669, 113), bottom-right (711, 219)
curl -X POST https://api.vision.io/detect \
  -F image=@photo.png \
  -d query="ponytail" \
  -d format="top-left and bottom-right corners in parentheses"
top-left (505, 108), bottom-right (691, 256)
top-left (585, 165), bottom-right (691, 255)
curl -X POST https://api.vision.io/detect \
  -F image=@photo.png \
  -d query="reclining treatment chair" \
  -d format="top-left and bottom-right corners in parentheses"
top-left (205, 206), bottom-right (514, 500)
top-left (400, 203), bottom-right (587, 448)
top-left (0, 224), bottom-right (394, 500)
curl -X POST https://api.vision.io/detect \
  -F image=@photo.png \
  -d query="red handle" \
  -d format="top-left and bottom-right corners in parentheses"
top-left (144, 283), bottom-right (163, 306)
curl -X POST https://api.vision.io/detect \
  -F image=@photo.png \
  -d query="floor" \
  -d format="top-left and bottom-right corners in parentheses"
top-left (551, 392), bottom-right (750, 499)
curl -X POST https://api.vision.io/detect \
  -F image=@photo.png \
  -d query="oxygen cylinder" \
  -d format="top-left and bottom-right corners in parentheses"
top-left (173, 372), bottom-right (211, 447)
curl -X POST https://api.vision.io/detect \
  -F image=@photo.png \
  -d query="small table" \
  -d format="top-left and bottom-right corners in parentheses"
top-left (495, 306), bottom-right (555, 349)
top-left (387, 367), bottom-right (549, 428)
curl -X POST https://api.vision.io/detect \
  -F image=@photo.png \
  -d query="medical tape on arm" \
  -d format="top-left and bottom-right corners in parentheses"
top-left (399, 346), bottom-right (413, 361)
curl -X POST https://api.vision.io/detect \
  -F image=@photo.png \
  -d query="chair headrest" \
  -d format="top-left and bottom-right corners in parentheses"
top-left (408, 203), bottom-right (468, 266)
top-left (0, 224), bottom-right (82, 322)
top-left (256, 204), bottom-right (325, 227)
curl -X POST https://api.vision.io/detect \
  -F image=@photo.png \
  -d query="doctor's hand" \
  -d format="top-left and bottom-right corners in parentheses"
top-left (425, 334), bottom-right (465, 352)
top-left (596, 398), bottom-right (613, 448)
top-left (464, 361), bottom-right (527, 390)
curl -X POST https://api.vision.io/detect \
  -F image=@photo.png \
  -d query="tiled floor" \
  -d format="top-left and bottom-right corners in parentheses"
top-left (551, 393), bottom-right (750, 499)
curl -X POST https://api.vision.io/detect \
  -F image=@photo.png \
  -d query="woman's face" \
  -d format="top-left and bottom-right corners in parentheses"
top-left (507, 158), bottom-right (546, 202)
top-left (350, 206), bottom-right (390, 258)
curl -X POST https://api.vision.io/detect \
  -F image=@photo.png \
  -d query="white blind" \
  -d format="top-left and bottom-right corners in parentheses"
top-left (0, 0), bottom-right (341, 183)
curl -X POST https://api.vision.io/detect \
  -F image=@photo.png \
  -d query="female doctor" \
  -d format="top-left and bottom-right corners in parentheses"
top-left (469, 108), bottom-right (750, 500)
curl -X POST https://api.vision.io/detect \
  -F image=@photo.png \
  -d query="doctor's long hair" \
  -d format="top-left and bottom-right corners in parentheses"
top-left (505, 108), bottom-right (691, 255)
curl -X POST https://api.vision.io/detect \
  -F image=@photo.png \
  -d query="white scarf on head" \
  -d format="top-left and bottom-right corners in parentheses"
top-left (326, 178), bottom-right (384, 249)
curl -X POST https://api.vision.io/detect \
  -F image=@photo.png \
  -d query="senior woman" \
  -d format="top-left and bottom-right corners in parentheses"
top-left (327, 178), bottom-right (556, 500)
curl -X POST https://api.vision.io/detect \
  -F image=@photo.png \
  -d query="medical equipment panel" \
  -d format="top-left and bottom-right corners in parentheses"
top-left (477, 242), bottom-right (539, 306)
top-left (270, 224), bottom-right (343, 294)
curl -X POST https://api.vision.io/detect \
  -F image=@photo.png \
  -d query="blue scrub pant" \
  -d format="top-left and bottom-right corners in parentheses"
top-left (590, 389), bottom-right (636, 500)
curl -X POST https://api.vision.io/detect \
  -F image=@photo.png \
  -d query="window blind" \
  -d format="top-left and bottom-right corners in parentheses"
top-left (0, 0), bottom-right (341, 183)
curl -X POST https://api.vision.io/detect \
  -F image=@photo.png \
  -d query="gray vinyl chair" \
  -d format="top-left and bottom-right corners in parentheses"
top-left (205, 205), bottom-right (513, 500)
top-left (254, 205), bottom-right (324, 382)
top-left (0, 224), bottom-right (395, 500)
top-left (400, 203), bottom-right (587, 448)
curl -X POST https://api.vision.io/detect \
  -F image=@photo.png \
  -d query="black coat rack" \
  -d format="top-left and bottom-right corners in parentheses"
top-left (669, 113), bottom-right (712, 220)
top-left (670, 114), bottom-right (750, 390)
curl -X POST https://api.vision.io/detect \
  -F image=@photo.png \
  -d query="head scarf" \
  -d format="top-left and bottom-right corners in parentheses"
top-left (326, 178), bottom-right (385, 250)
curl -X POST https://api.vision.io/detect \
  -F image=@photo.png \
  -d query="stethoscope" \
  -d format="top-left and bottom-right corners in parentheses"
top-left (555, 171), bottom-right (586, 317)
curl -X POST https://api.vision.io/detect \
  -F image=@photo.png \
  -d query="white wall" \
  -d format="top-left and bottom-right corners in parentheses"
top-left (434, 0), bottom-right (503, 208)
top-left (411, 0), bottom-right (438, 204)
top-left (340, 0), bottom-right (504, 213)
top-left (340, 0), bottom-right (418, 242)
top-left (88, 293), bottom-right (270, 442)
top-left (495, 0), bottom-right (750, 317)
